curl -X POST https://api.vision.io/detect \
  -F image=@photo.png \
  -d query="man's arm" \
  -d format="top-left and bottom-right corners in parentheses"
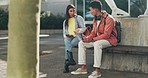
top-left (93, 17), bottom-right (114, 41)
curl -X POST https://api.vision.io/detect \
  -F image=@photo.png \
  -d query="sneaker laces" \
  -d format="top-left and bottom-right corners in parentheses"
top-left (76, 68), bottom-right (87, 72)
top-left (91, 71), bottom-right (100, 76)
top-left (76, 68), bottom-right (82, 71)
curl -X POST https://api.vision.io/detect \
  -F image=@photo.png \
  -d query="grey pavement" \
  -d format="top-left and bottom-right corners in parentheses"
top-left (0, 31), bottom-right (148, 78)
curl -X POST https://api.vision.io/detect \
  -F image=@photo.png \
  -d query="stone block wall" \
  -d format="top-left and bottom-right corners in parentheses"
top-left (115, 17), bottom-right (148, 46)
top-left (101, 52), bottom-right (148, 73)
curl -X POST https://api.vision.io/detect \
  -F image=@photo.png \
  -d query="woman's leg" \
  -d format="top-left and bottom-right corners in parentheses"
top-left (63, 37), bottom-right (79, 73)
top-left (71, 37), bottom-right (79, 47)
top-left (63, 37), bottom-right (72, 73)
top-left (64, 37), bottom-right (73, 60)
top-left (66, 37), bottom-right (79, 65)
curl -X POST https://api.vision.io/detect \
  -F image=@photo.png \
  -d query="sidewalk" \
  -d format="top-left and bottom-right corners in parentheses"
top-left (0, 29), bottom-right (63, 37)
top-left (0, 30), bottom-right (8, 37)
top-left (0, 30), bottom-right (148, 78)
top-left (39, 34), bottom-right (148, 78)
top-left (0, 59), bottom-right (47, 78)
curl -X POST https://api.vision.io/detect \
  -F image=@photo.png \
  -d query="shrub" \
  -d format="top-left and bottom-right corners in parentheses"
top-left (0, 10), bottom-right (65, 30)
top-left (0, 9), bottom-right (8, 30)
top-left (40, 11), bottom-right (65, 29)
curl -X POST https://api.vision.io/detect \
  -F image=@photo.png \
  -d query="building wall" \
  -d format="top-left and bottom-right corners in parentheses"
top-left (41, 0), bottom-right (70, 16)
top-left (0, 0), bottom-right (9, 10)
top-left (0, 0), bottom-right (8, 5)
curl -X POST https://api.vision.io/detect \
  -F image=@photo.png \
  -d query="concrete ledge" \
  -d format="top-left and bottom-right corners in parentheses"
top-left (105, 45), bottom-right (148, 55)
top-left (101, 52), bottom-right (148, 73)
top-left (0, 29), bottom-right (62, 37)
top-left (40, 29), bottom-right (62, 35)
top-left (0, 30), bottom-right (8, 37)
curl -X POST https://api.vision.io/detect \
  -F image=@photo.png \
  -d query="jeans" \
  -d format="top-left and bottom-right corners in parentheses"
top-left (64, 36), bottom-right (80, 60)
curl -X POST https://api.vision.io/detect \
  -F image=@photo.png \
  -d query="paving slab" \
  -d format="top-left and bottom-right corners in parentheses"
top-left (0, 34), bottom-right (148, 78)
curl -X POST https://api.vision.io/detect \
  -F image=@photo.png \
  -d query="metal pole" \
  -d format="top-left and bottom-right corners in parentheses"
top-left (144, 0), bottom-right (148, 15)
top-left (83, 0), bottom-right (85, 19)
top-left (128, 0), bottom-right (130, 15)
top-left (75, 0), bottom-right (77, 14)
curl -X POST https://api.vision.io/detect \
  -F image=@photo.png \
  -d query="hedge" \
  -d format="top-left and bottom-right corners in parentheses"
top-left (40, 11), bottom-right (65, 29)
top-left (0, 10), bottom-right (65, 30)
top-left (0, 9), bottom-right (8, 30)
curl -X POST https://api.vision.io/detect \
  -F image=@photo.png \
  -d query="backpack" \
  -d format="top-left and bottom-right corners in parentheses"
top-left (104, 15), bottom-right (121, 43)
top-left (115, 21), bottom-right (121, 43)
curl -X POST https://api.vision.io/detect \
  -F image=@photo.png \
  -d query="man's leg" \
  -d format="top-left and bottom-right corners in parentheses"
top-left (93, 40), bottom-right (111, 68)
top-left (88, 40), bottom-right (111, 77)
top-left (78, 41), bottom-right (93, 65)
top-left (71, 41), bottom-right (93, 74)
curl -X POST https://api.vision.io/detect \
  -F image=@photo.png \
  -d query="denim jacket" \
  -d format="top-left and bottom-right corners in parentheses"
top-left (63, 15), bottom-right (86, 40)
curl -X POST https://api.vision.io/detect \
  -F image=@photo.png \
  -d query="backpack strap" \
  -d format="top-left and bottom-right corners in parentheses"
top-left (104, 14), bottom-right (118, 40)
top-left (104, 14), bottom-right (108, 26)
top-left (103, 14), bottom-right (108, 32)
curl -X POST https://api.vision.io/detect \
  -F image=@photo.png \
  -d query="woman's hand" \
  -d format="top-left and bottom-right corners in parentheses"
top-left (74, 28), bottom-right (80, 34)
top-left (66, 34), bottom-right (74, 38)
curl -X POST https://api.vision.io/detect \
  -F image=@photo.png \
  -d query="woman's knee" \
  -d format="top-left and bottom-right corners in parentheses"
top-left (71, 37), bottom-right (79, 46)
top-left (64, 38), bottom-right (70, 44)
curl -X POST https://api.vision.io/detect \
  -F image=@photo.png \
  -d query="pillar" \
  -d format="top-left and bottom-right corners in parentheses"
top-left (7, 0), bottom-right (41, 78)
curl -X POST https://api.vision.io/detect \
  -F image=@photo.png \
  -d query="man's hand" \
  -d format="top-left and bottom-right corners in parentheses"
top-left (82, 36), bottom-right (92, 43)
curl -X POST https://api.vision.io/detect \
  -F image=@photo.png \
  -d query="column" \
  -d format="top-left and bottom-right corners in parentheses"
top-left (7, 0), bottom-right (41, 78)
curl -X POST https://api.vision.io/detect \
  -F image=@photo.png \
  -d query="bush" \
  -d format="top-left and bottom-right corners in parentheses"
top-left (0, 9), bottom-right (8, 30)
top-left (0, 10), bottom-right (65, 30)
top-left (40, 11), bottom-right (65, 29)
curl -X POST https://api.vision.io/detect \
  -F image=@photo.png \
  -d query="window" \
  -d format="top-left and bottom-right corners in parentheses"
top-left (130, 0), bottom-right (146, 17)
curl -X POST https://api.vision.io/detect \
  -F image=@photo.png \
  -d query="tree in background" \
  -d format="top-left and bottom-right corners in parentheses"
top-left (7, 0), bottom-right (41, 78)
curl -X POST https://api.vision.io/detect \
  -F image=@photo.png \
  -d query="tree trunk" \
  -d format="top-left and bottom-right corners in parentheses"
top-left (7, 0), bottom-right (41, 78)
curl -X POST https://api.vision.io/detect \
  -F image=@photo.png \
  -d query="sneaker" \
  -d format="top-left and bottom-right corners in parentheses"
top-left (71, 68), bottom-right (87, 75)
top-left (88, 71), bottom-right (101, 78)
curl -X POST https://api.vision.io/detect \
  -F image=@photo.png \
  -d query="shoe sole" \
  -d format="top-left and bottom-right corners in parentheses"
top-left (71, 72), bottom-right (87, 75)
top-left (88, 74), bottom-right (101, 78)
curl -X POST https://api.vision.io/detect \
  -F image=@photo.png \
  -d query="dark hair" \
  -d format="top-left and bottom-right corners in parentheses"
top-left (65, 4), bottom-right (75, 27)
top-left (89, 1), bottom-right (102, 11)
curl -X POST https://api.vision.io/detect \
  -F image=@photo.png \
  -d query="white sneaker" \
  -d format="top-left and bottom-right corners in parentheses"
top-left (71, 68), bottom-right (87, 75)
top-left (88, 71), bottom-right (101, 78)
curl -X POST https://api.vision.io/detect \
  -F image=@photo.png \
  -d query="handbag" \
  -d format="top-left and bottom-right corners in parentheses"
top-left (83, 26), bottom-right (91, 36)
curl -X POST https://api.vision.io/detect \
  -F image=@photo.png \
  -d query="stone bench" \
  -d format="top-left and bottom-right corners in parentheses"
top-left (100, 45), bottom-right (148, 73)
top-left (103, 45), bottom-right (148, 55)
top-left (74, 44), bottom-right (148, 73)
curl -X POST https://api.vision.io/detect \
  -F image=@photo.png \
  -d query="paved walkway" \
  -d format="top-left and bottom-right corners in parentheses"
top-left (0, 30), bottom-right (148, 78)
top-left (0, 59), bottom-right (7, 78)
top-left (0, 59), bottom-right (47, 78)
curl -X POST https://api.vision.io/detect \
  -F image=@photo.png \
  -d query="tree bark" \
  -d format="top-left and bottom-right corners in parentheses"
top-left (7, 0), bottom-right (41, 78)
